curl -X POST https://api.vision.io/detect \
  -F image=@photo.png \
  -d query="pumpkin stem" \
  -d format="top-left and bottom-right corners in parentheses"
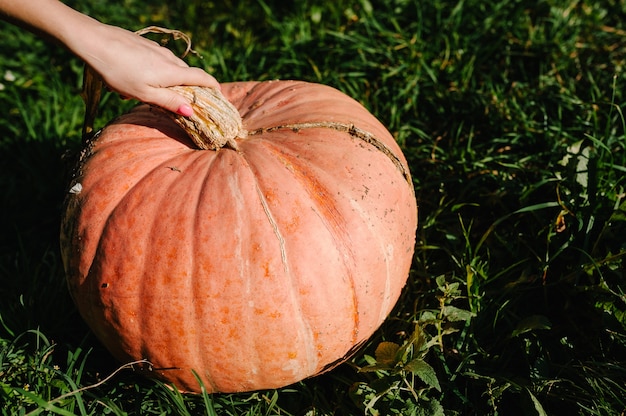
top-left (79, 26), bottom-right (244, 150)
top-left (164, 86), bottom-right (247, 151)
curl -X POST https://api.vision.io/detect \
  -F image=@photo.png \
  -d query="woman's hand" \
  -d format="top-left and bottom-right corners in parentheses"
top-left (76, 24), bottom-right (220, 116)
top-left (0, 0), bottom-right (218, 116)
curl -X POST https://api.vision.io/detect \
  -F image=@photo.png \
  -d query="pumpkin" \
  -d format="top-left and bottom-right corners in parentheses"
top-left (61, 80), bottom-right (417, 393)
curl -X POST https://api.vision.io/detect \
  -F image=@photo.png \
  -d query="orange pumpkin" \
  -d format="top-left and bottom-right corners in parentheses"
top-left (61, 80), bottom-right (417, 393)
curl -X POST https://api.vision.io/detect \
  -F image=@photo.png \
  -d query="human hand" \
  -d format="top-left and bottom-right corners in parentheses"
top-left (0, 0), bottom-right (220, 116)
top-left (78, 24), bottom-right (220, 116)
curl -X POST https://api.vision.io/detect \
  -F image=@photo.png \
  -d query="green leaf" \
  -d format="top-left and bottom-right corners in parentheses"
top-left (374, 341), bottom-right (401, 366)
top-left (527, 389), bottom-right (549, 416)
top-left (411, 326), bottom-right (428, 353)
top-left (417, 398), bottom-right (445, 416)
top-left (363, 354), bottom-right (378, 366)
top-left (609, 199), bottom-right (626, 223)
top-left (404, 359), bottom-right (441, 392)
top-left (511, 315), bottom-right (552, 338)
top-left (435, 275), bottom-right (447, 289)
top-left (418, 310), bottom-right (439, 324)
top-left (442, 305), bottom-right (475, 322)
top-left (14, 388), bottom-right (77, 416)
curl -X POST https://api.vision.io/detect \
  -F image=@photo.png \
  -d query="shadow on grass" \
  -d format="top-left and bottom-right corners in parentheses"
top-left (0, 137), bottom-right (85, 343)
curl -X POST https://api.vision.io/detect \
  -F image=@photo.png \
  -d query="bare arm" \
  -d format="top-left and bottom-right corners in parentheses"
top-left (0, 0), bottom-right (219, 116)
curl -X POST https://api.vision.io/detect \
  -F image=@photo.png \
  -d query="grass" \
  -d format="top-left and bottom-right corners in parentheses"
top-left (1, 0), bottom-right (625, 414)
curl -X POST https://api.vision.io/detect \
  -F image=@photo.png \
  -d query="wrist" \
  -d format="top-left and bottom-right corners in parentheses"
top-left (55, 10), bottom-right (107, 61)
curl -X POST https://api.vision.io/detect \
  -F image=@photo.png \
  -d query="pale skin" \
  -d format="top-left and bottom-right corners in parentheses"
top-left (0, 0), bottom-right (220, 116)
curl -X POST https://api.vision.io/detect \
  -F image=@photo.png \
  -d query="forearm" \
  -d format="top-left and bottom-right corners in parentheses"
top-left (0, 0), bottom-right (98, 49)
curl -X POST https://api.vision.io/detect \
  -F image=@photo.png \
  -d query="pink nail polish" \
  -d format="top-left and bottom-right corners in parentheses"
top-left (177, 104), bottom-right (193, 117)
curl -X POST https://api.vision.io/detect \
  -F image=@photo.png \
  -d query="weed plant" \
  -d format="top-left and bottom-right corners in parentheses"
top-left (1, 0), bottom-right (625, 414)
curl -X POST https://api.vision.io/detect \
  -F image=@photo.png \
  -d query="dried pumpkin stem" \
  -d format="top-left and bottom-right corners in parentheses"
top-left (164, 86), bottom-right (247, 151)
top-left (80, 25), bottom-right (240, 148)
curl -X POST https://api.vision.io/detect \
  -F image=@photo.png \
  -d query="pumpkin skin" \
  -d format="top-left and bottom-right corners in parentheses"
top-left (61, 80), bottom-right (417, 393)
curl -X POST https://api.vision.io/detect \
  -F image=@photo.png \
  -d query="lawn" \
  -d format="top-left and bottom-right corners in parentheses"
top-left (1, 0), bottom-right (625, 414)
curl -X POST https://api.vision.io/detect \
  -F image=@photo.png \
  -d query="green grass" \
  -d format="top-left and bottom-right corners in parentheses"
top-left (1, 0), bottom-right (625, 414)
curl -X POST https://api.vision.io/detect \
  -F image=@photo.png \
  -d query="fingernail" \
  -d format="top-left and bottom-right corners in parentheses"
top-left (177, 104), bottom-right (193, 117)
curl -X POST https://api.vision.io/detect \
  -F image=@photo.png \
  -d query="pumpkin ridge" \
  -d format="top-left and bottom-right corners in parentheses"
top-left (94, 147), bottom-right (210, 287)
top-left (147, 149), bottom-right (230, 389)
top-left (347, 198), bottom-right (394, 322)
top-left (88, 148), bottom-right (214, 377)
top-left (251, 181), bottom-right (320, 374)
top-left (254, 183), bottom-right (289, 272)
top-left (189, 152), bottom-right (222, 393)
top-left (237, 80), bottom-right (308, 120)
top-left (202, 151), bottom-right (320, 389)
top-left (72, 133), bottom-right (197, 237)
top-left (252, 140), bottom-right (361, 346)
top-left (247, 122), bottom-right (411, 187)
